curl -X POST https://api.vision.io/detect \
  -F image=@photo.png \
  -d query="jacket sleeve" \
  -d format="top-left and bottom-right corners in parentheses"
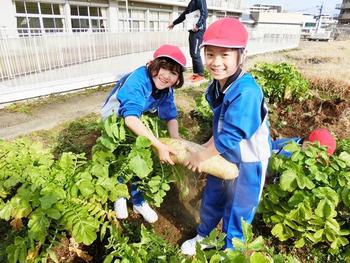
top-left (158, 90), bottom-right (178, 121)
top-left (196, 0), bottom-right (208, 28)
top-left (117, 72), bottom-right (148, 118)
top-left (173, 5), bottom-right (190, 25)
top-left (214, 88), bottom-right (263, 154)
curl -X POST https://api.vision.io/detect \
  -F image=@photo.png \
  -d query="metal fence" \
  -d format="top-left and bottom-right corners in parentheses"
top-left (0, 25), bottom-right (300, 104)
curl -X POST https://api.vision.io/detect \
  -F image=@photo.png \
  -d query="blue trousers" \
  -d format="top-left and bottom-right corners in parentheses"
top-left (118, 177), bottom-right (144, 206)
top-left (189, 30), bottom-right (204, 75)
top-left (197, 160), bottom-right (268, 249)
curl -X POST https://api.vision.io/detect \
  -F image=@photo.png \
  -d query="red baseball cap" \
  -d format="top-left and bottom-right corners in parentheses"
top-left (153, 44), bottom-right (187, 69)
top-left (308, 128), bottom-right (336, 155)
top-left (200, 18), bottom-right (248, 49)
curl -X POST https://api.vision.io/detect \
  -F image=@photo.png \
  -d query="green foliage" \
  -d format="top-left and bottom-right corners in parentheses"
top-left (259, 140), bottom-right (350, 254)
top-left (194, 94), bottom-right (213, 123)
top-left (0, 138), bottom-right (127, 262)
top-left (250, 62), bottom-right (310, 103)
top-left (94, 114), bottom-right (178, 207)
top-left (192, 219), bottom-right (300, 262)
top-left (103, 224), bottom-right (186, 263)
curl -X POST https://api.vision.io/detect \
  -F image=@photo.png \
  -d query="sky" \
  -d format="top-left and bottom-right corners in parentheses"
top-left (244, 0), bottom-right (341, 16)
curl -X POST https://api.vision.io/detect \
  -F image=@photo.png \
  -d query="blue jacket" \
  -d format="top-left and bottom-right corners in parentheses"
top-left (206, 72), bottom-right (271, 164)
top-left (173, 0), bottom-right (208, 31)
top-left (101, 66), bottom-right (177, 121)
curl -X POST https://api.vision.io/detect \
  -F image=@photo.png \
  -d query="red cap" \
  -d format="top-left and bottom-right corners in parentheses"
top-left (153, 44), bottom-right (186, 68)
top-left (308, 128), bottom-right (336, 155)
top-left (201, 18), bottom-right (248, 49)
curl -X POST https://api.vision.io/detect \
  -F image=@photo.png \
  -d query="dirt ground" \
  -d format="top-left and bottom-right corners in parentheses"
top-left (1, 40), bottom-right (350, 257)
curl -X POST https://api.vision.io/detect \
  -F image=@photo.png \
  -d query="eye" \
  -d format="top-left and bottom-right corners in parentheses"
top-left (171, 71), bottom-right (179, 76)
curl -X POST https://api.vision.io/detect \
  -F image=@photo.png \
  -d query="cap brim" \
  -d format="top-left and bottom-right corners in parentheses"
top-left (200, 39), bottom-right (246, 49)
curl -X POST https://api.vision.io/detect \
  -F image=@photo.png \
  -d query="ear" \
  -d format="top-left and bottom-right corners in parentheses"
top-left (239, 50), bottom-right (247, 65)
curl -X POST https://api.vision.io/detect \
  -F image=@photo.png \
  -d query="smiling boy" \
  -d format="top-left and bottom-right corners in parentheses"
top-left (182, 18), bottom-right (272, 255)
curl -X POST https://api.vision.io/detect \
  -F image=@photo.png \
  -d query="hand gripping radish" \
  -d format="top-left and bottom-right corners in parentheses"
top-left (159, 138), bottom-right (239, 180)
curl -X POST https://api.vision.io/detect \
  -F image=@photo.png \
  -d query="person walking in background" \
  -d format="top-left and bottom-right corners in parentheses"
top-left (168, 0), bottom-right (208, 82)
top-left (101, 44), bottom-right (186, 223)
top-left (180, 18), bottom-right (271, 255)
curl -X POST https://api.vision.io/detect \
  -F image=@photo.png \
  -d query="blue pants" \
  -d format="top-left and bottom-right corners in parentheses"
top-left (197, 160), bottom-right (268, 249)
top-left (118, 177), bottom-right (144, 206)
top-left (189, 30), bottom-right (204, 75)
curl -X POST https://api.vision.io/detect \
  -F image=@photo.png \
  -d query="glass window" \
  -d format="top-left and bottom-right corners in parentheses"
top-left (79, 6), bottom-right (88, 16)
top-left (40, 3), bottom-right (52, 15)
top-left (28, 17), bottom-right (40, 28)
top-left (71, 6), bottom-right (78, 16)
top-left (55, 18), bottom-right (63, 28)
top-left (43, 18), bottom-right (55, 28)
top-left (15, 2), bottom-right (26, 13)
top-left (26, 2), bottom-right (39, 14)
top-left (71, 19), bottom-right (80, 28)
top-left (90, 7), bottom-right (98, 17)
top-left (17, 17), bottom-right (28, 28)
top-left (53, 4), bottom-right (60, 15)
top-left (91, 19), bottom-right (99, 28)
top-left (80, 19), bottom-right (89, 28)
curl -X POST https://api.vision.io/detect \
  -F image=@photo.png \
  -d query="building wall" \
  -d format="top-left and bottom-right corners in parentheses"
top-left (0, 0), bottom-right (17, 30)
top-left (1, 0), bottom-right (244, 35)
top-left (338, 0), bottom-right (350, 25)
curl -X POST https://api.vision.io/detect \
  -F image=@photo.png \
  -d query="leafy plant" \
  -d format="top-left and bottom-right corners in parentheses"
top-left (259, 140), bottom-right (350, 254)
top-left (250, 62), bottom-right (310, 103)
top-left (192, 219), bottom-right (301, 262)
top-left (103, 224), bottom-right (185, 263)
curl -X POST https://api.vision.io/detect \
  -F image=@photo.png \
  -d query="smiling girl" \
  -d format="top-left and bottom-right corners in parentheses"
top-left (101, 44), bottom-right (186, 223)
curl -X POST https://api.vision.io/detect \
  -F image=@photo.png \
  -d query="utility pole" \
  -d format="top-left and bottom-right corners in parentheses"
top-left (315, 2), bottom-right (323, 33)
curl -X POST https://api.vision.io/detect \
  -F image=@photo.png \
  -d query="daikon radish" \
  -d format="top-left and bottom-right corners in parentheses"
top-left (159, 138), bottom-right (239, 180)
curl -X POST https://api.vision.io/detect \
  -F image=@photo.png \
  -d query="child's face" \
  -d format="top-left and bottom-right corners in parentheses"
top-left (152, 67), bottom-right (179, 90)
top-left (204, 46), bottom-right (240, 87)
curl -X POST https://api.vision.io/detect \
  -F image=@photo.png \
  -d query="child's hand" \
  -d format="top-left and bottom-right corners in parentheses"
top-left (184, 147), bottom-right (205, 173)
top-left (157, 143), bottom-right (176, 165)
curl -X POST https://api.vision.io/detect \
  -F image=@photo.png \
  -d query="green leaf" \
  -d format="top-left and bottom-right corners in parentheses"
top-left (280, 170), bottom-right (297, 192)
top-left (129, 155), bottom-right (152, 178)
top-left (78, 180), bottom-right (95, 197)
top-left (72, 217), bottom-right (100, 245)
top-left (241, 219), bottom-right (253, 243)
top-left (28, 210), bottom-right (50, 242)
top-left (294, 237), bottom-right (305, 248)
top-left (250, 252), bottom-right (271, 263)
top-left (339, 152), bottom-right (350, 166)
top-left (271, 223), bottom-right (294, 241)
top-left (247, 236), bottom-right (265, 251)
top-left (315, 199), bottom-right (336, 218)
top-left (46, 208), bottom-right (61, 220)
top-left (135, 136), bottom-right (152, 149)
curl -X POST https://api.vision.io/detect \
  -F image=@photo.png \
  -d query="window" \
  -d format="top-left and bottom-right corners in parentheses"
top-left (70, 5), bottom-right (107, 32)
top-left (15, 1), bottom-right (64, 36)
top-left (149, 10), bottom-right (171, 32)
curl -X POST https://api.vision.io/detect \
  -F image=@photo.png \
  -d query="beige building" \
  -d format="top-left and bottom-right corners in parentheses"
top-left (0, 0), bottom-right (244, 36)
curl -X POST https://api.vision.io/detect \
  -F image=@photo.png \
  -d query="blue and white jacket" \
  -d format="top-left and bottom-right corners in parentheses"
top-left (206, 72), bottom-right (272, 164)
top-left (101, 66), bottom-right (177, 121)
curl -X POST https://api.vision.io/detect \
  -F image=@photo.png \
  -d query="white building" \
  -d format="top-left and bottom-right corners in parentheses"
top-left (0, 0), bottom-right (244, 37)
top-left (301, 14), bottom-right (337, 38)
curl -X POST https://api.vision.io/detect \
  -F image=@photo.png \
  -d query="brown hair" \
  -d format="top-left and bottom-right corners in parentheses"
top-left (147, 57), bottom-right (184, 89)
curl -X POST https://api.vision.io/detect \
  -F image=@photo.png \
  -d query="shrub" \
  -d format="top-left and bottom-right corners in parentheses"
top-left (250, 62), bottom-right (310, 103)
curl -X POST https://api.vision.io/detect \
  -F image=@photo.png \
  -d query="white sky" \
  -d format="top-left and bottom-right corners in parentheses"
top-left (243, 0), bottom-right (341, 16)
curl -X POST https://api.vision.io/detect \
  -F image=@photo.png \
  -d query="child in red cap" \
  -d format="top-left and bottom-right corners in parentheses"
top-left (181, 18), bottom-right (272, 255)
top-left (272, 128), bottom-right (336, 157)
top-left (101, 44), bottom-right (186, 224)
